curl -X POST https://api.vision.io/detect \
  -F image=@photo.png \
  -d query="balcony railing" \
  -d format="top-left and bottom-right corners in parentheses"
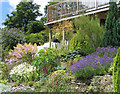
top-left (47, 0), bottom-right (119, 22)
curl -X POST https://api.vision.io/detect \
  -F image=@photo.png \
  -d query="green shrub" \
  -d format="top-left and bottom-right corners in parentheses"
top-left (1, 63), bottom-right (10, 79)
top-left (108, 62), bottom-right (114, 75)
top-left (32, 48), bottom-right (58, 76)
top-left (113, 47), bottom-right (120, 93)
top-left (69, 15), bottom-right (104, 55)
top-left (27, 21), bottom-right (45, 33)
top-left (1, 46), bottom-right (11, 61)
top-left (25, 30), bottom-right (49, 45)
top-left (2, 28), bottom-right (26, 50)
top-left (0, 80), bottom-right (8, 84)
top-left (61, 47), bottom-right (84, 62)
top-left (46, 47), bottom-right (66, 59)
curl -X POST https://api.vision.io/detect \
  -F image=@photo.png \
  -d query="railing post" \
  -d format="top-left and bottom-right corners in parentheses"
top-left (60, 0), bottom-right (62, 19)
top-left (77, 0), bottom-right (79, 13)
top-left (95, 0), bottom-right (97, 8)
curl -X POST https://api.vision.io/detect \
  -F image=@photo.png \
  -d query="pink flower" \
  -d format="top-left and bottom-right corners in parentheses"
top-left (34, 54), bottom-right (37, 57)
top-left (5, 59), bottom-right (9, 61)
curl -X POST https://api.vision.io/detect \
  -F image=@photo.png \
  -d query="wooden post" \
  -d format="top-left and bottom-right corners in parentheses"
top-left (49, 29), bottom-right (52, 48)
top-left (47, 6), bottom-right (49, 22)
top-left (62, 29), bottom-right (65, 45)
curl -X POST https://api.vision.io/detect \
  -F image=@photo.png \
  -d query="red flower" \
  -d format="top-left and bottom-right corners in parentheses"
top-left (43, 65), bottom-right (48, 74)
top-left (68, 88), bottom-right (71, 90)
top-left (55, 79), bottom-right (57, 81)
top-left (56, 82), bottom-right (58, 85)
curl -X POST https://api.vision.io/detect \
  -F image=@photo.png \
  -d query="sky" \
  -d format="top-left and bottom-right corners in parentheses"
top-left (0, 0), bottom-right (50, 28)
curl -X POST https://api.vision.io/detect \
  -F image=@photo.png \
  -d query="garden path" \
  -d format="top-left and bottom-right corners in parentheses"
top-left (37, 42), bottom-right (62, 52)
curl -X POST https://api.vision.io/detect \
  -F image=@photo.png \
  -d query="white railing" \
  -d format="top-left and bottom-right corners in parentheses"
top-left (47, 0), bottom-right (119, 22)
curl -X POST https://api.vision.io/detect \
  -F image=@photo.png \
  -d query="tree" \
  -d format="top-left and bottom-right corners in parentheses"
top-left (27, 21), bottom-right (45, 33)
top-left (103, 2), bottom-right (120, 47)
top-left (40, 17), bottom-right (47, 23)
top-left (3, 0), bottom-right (42, 32)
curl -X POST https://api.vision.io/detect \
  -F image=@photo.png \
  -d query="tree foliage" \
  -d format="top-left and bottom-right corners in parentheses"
top-left (3, 0), bottom-right (42, 32)
top-left (25, 30), bottom-right (49, 45)
top-left (40, 17), bottom-right (47, 23)
top-left (27, 21), bottom-right (45, 33)
top-left (103, 2), bottom-right (120, 47)
top-left (2, 28), bottom-right (26, 50)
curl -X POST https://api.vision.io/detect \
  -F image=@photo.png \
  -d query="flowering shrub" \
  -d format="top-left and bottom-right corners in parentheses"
top-left (32, 48), bottom-right (58, 76)
top-left (71, 47), bottom-right (118, 79)
top-left (46, 70), bottom-right (76, 92)
top-left (9, 62), bottom-right (36, 81)
top-left (5, 43), bottom-right (37, 64)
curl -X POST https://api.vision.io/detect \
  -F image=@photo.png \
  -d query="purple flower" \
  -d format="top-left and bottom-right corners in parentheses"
top-left (71, 47), bottom-right (118, 76)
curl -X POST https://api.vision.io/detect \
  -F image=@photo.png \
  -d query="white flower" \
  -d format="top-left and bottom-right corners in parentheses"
top-left (9, 62), bottom-right (36, 80)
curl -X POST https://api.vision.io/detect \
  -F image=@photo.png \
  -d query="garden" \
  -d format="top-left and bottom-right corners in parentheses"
top-left (0, 1), bottom-right (120, 93)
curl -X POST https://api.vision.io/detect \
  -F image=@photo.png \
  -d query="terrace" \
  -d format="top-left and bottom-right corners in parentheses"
top-left (45, 0), bottom-right (120, 25)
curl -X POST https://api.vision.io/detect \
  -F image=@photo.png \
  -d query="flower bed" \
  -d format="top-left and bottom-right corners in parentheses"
top-left (71, 47), bottom-right (118, 79)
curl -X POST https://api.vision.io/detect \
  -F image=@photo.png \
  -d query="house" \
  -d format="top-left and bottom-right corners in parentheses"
top-left (44, 0), bottom-right (120, 47)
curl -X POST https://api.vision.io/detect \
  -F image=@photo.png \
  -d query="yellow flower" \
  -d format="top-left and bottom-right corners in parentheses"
top-left (53, 70), bottom-right (66, 74)
top-left (45, 50), bottom-right (48, 55)
top-left (9, 52), bottom-right (12, 56)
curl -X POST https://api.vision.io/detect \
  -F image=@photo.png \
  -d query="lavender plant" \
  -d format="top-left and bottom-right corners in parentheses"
top-left (71, 47), bottom-right (118, 79)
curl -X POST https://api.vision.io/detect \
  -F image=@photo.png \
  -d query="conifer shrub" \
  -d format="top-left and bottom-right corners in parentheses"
top-left (103, 2), bottom-right (120, 47)
top-left (113, 47), bottom-right (120, 93)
